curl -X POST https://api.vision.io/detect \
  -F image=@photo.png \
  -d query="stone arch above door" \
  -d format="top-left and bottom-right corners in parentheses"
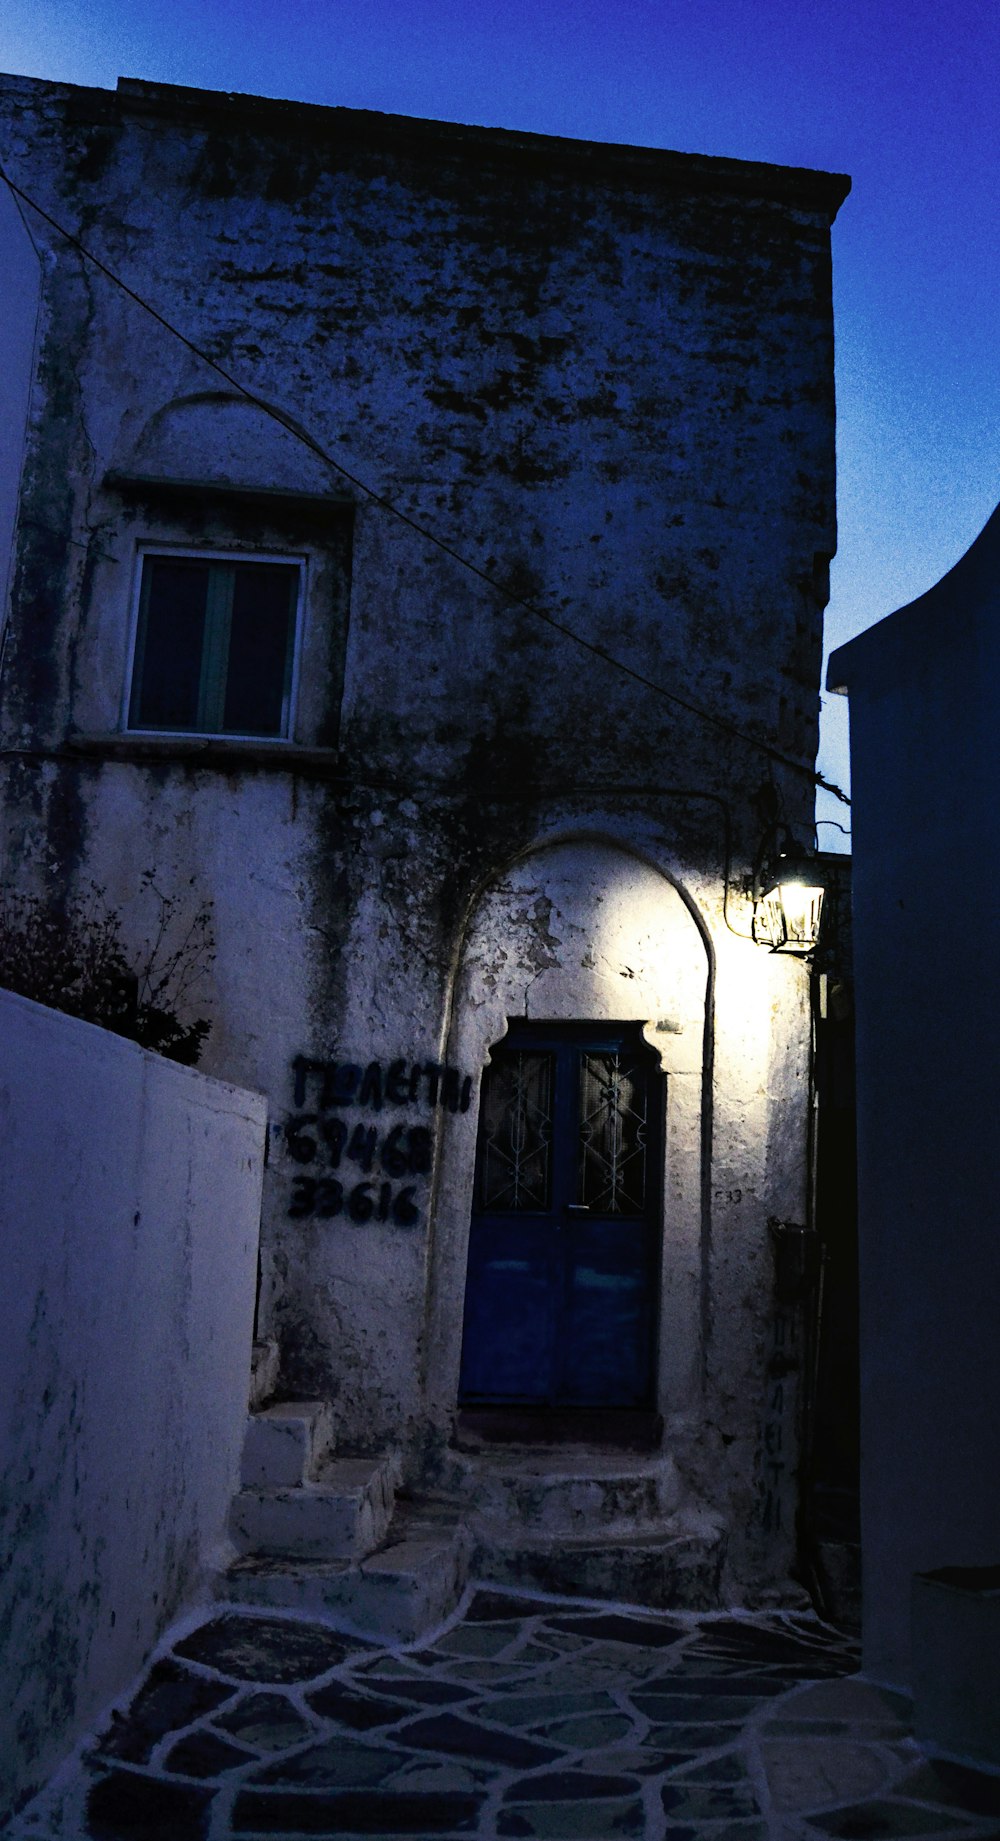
top-left (449, 834), bottom-right (710, 1076)
top-left (425, 833), bottom-right (711, 1431)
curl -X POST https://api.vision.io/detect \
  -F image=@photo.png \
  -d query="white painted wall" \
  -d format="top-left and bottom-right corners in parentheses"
top-left (0, 77), bottom-right (839, 1599)
top-left (829, 504), bottom-right (1000, 1690)
top-left (0, 176), bottom-right (40, 635)
top-left (0, 989), bottom-right (267, 1823)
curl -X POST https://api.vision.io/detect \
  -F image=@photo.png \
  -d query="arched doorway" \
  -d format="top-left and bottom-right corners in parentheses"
top-left (426, 833), bottom-right (712, 1440)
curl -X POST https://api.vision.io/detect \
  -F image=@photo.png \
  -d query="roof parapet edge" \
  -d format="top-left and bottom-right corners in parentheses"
top-left (0, 72), bottom-right (849, 215)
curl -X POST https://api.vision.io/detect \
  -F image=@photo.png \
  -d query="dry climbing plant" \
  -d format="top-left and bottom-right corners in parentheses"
top-left (0, 877), bottom-right (214, 1064)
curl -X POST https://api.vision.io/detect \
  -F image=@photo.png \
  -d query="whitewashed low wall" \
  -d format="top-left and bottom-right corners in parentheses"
top-left (0, 989), bottom-right (267, 1821)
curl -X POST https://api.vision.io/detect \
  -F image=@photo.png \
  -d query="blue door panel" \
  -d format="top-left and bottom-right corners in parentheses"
top-left (559, 1218), bottom-right (654, 1405)
top-left (459, 1227), bottom-right (555, 1402)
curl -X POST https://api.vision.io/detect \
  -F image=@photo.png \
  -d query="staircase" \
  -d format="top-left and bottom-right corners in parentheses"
top-left (437, 1442), bottom-right (728, 1610)
top-left (228, 1346), bottom-right (726, 1625)
top-left (218, 1345), bottom-right (470, 1641)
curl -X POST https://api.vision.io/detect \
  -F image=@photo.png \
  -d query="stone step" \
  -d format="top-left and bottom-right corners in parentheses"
top-left (248, 1337), bottom-right (280, 1411)
top-left (473, 1508), bottom-right (727, 1611)
top-left (452, 1447), bottom-right (683, 1536)
top-left (230, 1453), bottom-right (398, 1562)
top-left (218, 1505), bottom-right (471, 1642)
top-left (240, 1398), bottom-right (335, 1489)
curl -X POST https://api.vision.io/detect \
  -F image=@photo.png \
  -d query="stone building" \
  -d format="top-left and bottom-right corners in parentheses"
top-left (0, 73), bottom-right (849, 1606)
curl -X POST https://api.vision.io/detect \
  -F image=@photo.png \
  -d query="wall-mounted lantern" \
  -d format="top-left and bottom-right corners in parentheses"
top-left (751, 846), bottom-right (826, 954)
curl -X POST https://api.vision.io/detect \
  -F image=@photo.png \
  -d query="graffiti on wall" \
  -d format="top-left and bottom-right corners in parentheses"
top-left (284, 1056), bottom-right (476, 1227)
top-left (758, 1306), bottom-right (799, 1537)
top-left (757, 1218), bottom-right (822, 1540)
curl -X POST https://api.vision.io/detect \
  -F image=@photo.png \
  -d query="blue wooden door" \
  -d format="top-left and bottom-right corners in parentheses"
top-left (458, 1023), bottom-right (662, 1408)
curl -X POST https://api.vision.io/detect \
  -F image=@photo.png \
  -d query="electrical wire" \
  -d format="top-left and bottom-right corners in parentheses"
top-left (0, 159), bottom-right (850, 808)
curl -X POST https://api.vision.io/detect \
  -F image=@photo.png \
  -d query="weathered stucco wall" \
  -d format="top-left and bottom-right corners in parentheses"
top-left (0, 76), bottom-right (841, 773)
top-left (828, 507), bottom-right (1000, 1690)
top-left (0, 989), bottom-right (266, 1822)
top-left (0, 73), bottom-right (846, 1599)
top-left (0, 174), bottom-right (40, 642)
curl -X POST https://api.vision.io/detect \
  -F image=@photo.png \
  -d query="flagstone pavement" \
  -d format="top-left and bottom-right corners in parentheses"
top-left (8, 1588), bottom-right (1000, 1840)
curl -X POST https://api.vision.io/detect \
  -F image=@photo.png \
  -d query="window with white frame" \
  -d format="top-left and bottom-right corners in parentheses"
top-left (127, 549), bottom-right (303, 738)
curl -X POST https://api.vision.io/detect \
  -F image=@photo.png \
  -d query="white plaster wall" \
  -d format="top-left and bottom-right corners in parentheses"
top-left (66, 760), bottom-right (320, 1095)
top-left (829, 507), bottom-right (1000, 1690)
top-left (0, 80), bottom-right (831, 1586)
top-left (0, 989), bottom-right (267, 1823)
top-left (0, 178), bottom-right (40, 632)
top-left (250, 804), bottom-right (811, 1597)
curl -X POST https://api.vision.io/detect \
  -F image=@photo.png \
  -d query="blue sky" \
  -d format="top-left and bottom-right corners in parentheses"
top-left (3, 0), bottom-right (997, 840)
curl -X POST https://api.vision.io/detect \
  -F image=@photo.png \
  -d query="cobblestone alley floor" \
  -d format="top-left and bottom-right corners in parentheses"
top-left (8, 1588), bottom-right (1000, 1840)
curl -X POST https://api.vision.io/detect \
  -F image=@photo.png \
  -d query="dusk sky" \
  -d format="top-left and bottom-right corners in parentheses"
top-left (3, 0), bottom-right (997, 842)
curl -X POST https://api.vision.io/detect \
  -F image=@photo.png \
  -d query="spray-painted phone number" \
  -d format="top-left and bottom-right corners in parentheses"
top-left (284, 1055), bottom-right (475, 1227)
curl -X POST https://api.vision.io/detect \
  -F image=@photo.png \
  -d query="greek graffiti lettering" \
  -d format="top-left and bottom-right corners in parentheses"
top-left (284, 1053), bottom-right (476, 1225)
top-left (291, 1054), bottom-right (474, 1115)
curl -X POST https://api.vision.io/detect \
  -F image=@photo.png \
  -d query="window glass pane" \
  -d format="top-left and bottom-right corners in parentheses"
top-left (578, 1051), bottom-right (649, 1214)
top-left (223, 562), bottom-right (296, 735)
top-left (477, 1051), bottom-right (553, 1211)
top-left (131, 559), bottom-right (208, 729)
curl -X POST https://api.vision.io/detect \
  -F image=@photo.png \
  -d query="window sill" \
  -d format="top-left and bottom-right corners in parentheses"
top-left (66, 732), bottom-right (344, 776)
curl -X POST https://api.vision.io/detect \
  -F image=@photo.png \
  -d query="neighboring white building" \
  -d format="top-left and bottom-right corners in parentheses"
top-left (828, 504), bottom-right (1000, 1689)
top-left (0, 73), bottom-right (849, 1605)
top-left (0, 991), bottom-right (266, 1822)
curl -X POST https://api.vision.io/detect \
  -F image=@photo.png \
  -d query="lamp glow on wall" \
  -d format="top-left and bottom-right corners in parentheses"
top-left (751, 847), bottom-right (826, 954)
